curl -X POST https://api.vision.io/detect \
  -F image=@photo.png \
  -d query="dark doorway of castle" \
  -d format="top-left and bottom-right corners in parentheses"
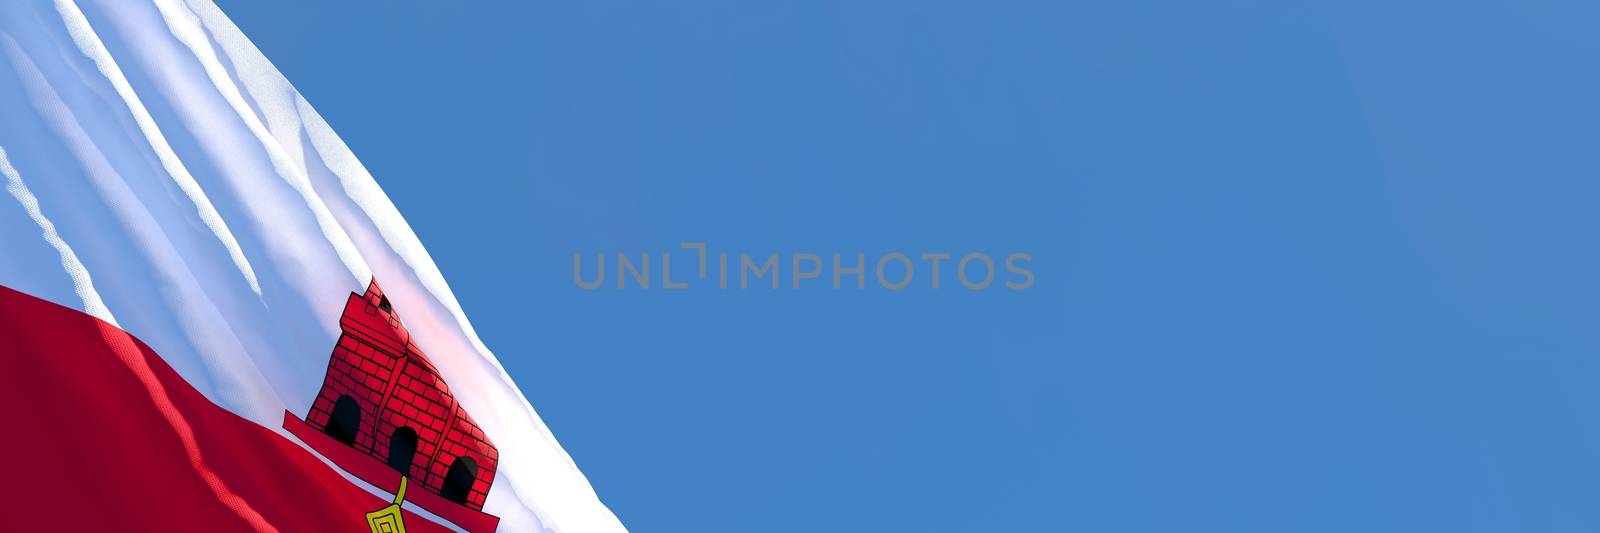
top-left (441, 456), bottom-right (477, 504)
top-left (388, 427), bottom-right (419, 476)
top-left (326, 395), bottom-right (360, 445)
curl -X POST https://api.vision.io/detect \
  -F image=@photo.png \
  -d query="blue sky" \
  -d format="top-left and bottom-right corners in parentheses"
top-left (219, 1), bottom-right (1600, 531)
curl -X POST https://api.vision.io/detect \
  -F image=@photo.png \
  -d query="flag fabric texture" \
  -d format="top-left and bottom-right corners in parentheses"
top-left (0, 1), bottom-right (624, 531)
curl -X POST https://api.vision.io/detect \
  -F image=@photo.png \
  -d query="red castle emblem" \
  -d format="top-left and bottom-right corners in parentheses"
top-left (283, 279), bottom-right (501, 532)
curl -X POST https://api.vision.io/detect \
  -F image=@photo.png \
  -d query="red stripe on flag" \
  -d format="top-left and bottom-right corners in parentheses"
top-left (0, 284), bottom-right (456, 532)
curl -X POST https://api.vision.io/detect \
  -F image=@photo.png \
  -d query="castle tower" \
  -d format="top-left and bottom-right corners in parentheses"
top-left (303, 279), bottom-right (499, 510)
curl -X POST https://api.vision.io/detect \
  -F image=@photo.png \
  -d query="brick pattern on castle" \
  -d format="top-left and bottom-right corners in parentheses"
top-left (305, 280), bottom-right (499, 510)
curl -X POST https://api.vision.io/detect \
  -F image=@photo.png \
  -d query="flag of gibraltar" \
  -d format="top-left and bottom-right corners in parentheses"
top-left (0, 1), bottom-right (623, 532)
